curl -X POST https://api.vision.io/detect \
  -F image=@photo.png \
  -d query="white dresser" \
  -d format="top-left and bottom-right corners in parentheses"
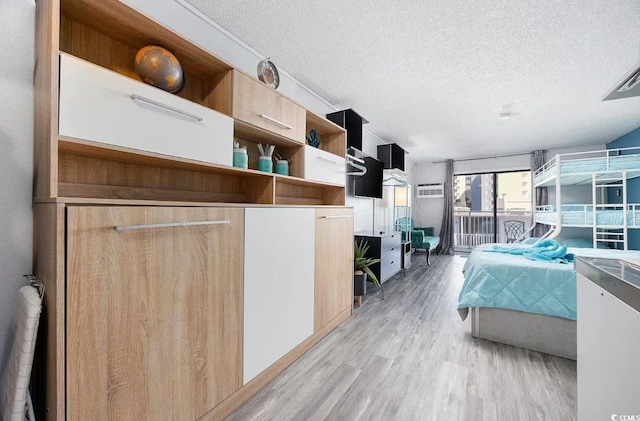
top-left (354, 231), bottom-right (403, 284)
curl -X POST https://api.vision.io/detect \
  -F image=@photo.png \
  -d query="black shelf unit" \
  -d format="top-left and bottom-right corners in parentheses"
top-left (326, 108), bottom-right (368, 151)
top-left (377, 143), bottom-right (405, 171)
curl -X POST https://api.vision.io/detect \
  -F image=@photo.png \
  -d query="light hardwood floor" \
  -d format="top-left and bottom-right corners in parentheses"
top-left (228, 254), bottom-right (577, 421)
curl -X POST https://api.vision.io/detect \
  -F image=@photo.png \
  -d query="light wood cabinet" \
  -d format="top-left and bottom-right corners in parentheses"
top-left (34, 0), bottom-right (353, 419)
top-left (66, 206), bottom-right (244, 421)
top-left (314, 208), bottom-right (354, 331)
top-left (232, 71), bottom-right (306, 143)
top-left (243, 208), bottom-right (315, 384)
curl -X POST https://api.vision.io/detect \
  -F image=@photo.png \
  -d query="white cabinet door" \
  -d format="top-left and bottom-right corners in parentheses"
top-left (243, 208), bottom-right (315, 384)
top-left (304, 146), bottom-right (346, 186)
top-left (59, 53), bottom-right (233, 166)
top-left (577, 273), bottom-right (640, 420)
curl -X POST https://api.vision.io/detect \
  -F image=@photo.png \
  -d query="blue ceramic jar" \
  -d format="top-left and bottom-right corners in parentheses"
top-left (275, 160), bottom-right (289, 176)
top-left (258, 156), bottom-right (273, 172)
top-left (233, 147), bottom-right (248, 169)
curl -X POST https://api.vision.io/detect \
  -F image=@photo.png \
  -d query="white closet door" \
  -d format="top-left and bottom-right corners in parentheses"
top-left (59, 53), bottom-right (233, 166)
top-left (243, 208), bottom-right (315, 384)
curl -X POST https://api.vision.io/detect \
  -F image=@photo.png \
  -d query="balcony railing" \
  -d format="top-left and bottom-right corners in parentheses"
top-left (454, 211), bottom-right (532, 248)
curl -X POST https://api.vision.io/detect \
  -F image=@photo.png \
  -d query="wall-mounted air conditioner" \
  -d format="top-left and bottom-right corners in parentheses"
top-left (416, 183), bottom-right (444, 199)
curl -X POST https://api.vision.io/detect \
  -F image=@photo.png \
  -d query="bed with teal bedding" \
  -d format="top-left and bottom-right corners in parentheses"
top-left (458, 244), bottom-right (640, 321)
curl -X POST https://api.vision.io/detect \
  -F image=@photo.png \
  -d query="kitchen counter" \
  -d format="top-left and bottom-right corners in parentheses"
top-left (575, 256), bottom-right (640, 312)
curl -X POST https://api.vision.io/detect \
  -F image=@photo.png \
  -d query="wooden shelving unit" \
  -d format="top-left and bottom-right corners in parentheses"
top-left (34, 1), bottom-right (354, 419)
top-left (40, 0), bottom-right (348, 207)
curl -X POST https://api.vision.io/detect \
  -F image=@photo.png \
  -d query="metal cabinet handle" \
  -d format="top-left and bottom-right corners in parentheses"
top-left (130, 94), bottom-right (204, 121)
top-left (115, 220), bottom-right (230, 232)
top-left (317, 156), bottom-right (340, 165)
top-left (259, 114), bottom-right (292, 129)
top-left (321, 215), bottom-right (351, 219)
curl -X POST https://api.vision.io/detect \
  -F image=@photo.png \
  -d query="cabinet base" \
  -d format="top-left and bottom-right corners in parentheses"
top-left (199, 306), bottom-right (352, 421)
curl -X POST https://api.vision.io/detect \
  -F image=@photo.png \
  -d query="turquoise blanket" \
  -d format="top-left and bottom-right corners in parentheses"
top-left (486, 239), bottom-right (574, 263)
top-left (458, 245), bottom-right (640, 321)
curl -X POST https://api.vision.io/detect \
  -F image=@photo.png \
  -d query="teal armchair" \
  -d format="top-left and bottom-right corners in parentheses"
top-left (395, 218), bottom-right (440, 265)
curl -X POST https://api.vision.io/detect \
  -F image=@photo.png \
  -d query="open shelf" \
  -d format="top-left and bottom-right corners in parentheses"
top-left (59, 1), bottom-right (233, 114)
top-left (46, 0), bottom-right (347, 208)
top-left (305, 111), bottom-right (347, 158)
top-left (58, 136), bottom-right (343, 205)
top-left (275, 178), bottom-right (345, 206)
top-left (233, 120), bottom-right (305, 178)
top-left (59, 136), bottom-right (264, 177)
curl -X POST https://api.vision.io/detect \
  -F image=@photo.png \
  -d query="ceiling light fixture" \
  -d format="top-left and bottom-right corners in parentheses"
top-left (498, 103), bottom-right (518, 119)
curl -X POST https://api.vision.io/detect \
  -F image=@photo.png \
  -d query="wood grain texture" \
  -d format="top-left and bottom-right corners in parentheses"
top-left (58, 136), bottom-right (265, 177)
top-left (226, 255), bottom-right (577, 421)
top-left (59, 16), bottom-right (206, 105)
top-left (241, 177), bottom-right (274, 205)
top-left (314, 208), bottom-right (354, 331)
top-left (205, 70), bottom-right (234, 117)
top-left (58, 136), bottom-right (342, 206)
top-left (60, 0), bottom-right (232, 80)
top-left (34, 0), bottom-right (59, 199)
top-left (66, 206), bottom-right (244, 421)
top-left (32, 203), bottom-right (65, 421)
top-left (200, 307), bottom-right (351, 421)
top-left (274, 196), bottom-right (324, 206)
top-left (58, 153), bottom-right (273, 203)
top-left (322, 185), bottom-right (346, 206)
top-left (232, 71), bottom-right (306, 143)
top-left (58, 182), bottom-right (248, 203)
top-left (275, 183), bottom-right (322, 205)
top-left (305, 111), bottom-right (347, 158)
top-left (234, 120), bottom-right (305, 149)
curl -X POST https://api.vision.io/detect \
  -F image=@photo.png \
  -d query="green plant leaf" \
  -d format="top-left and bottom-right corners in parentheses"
top-left (361, 265), bottom-right (381, 289)
top-left (354, 239), bottom-right (381, 288)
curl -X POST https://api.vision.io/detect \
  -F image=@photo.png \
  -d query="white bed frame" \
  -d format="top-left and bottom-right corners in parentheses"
top-left (470, 307), bottom-right (576, 360)
top-left (523, 146), bottom-right (640, 250)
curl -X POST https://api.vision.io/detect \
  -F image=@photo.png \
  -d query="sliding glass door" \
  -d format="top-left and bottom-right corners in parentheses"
top-left (454, 170), bottom-right (532, 250)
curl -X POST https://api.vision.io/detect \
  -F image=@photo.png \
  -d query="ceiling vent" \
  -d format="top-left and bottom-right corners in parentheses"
top-left (602, 60), bottom-right (640, 101)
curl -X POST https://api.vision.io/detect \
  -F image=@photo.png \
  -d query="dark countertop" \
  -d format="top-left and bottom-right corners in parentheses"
top-left (354, 230), bottom-right (402, 238)
top-left (575, 256), bottom-right (640, 313)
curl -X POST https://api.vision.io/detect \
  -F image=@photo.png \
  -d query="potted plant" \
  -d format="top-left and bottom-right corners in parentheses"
top-left (354, 239), bottom-right (383, 305)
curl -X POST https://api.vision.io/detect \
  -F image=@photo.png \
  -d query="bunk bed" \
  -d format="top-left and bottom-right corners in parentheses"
top-left (459, 146), bottom-right (640, 359)
top-left (530, 146), bottom-right (640, 249)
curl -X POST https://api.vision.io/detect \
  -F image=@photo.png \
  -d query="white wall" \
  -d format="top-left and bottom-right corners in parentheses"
top-left (0, 0), bottom-right (35, 374)
top-left (413, 144), bottom-right (607, 235)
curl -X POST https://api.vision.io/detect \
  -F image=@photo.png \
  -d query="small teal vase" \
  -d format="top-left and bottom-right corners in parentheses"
top-left (275, 160), bottom-right (289, 176)
top-left (233, 148), bottom-right (248, 169)
top-left (258, 156), bottom-right (273, 172)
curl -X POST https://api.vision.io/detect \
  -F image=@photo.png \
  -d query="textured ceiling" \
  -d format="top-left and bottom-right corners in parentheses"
top-left (185, 0), bottom-right (640, 162)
